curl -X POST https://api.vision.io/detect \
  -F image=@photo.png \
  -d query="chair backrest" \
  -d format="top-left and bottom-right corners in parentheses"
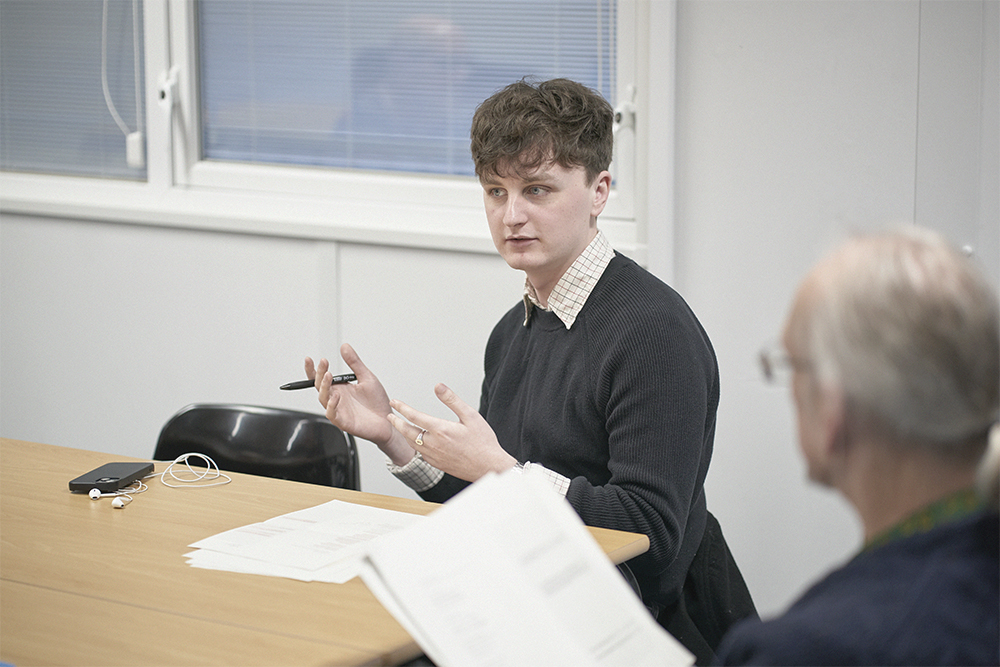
top-left (154, 404), bottom-right (360, 490)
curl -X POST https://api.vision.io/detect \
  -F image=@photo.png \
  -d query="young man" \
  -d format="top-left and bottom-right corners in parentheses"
top-left (310, 78), bottom-right (754, 663)
top-left (717, 227), bottom-right (1000, 665)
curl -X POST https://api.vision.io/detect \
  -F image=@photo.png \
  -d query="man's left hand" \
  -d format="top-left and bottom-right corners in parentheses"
top-left (388, 384), bottom-right (516, 482)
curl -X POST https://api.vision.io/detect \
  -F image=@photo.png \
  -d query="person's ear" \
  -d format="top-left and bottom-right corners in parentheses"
top-left (591, 171), bottom-right (612, 217)
top-left (817, 385), bottom-right (848, 458)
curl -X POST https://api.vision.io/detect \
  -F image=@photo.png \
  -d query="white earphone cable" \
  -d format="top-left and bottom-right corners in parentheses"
top-left (156, 453), bottom-right (232, 488)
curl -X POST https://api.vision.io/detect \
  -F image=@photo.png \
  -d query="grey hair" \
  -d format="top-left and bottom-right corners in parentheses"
top-left (802, 226), bottom-right (999, 450)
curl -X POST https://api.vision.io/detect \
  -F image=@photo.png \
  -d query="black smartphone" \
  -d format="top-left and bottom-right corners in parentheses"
top-left (69, 462), bottom-right (155, 493)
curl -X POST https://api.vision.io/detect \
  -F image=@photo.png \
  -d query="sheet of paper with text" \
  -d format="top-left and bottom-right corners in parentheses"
top-left (360, 470), bottom-right (694, 667)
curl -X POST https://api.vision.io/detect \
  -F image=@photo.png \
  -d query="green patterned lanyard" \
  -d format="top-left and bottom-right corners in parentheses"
top-left (862, 487), bottom-right (984, 553)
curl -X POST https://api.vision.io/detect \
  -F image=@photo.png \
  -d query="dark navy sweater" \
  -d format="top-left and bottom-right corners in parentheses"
top-left (716, 511), bottom-right (1000, 666)
top-left (417, 253), bottom-right (719, 611)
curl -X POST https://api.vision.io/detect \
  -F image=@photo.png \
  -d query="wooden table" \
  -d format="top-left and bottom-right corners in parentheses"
top-left (0, 438), bottom-right (649, 666)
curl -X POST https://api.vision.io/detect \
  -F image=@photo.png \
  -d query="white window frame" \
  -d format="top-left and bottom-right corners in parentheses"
top-left (0, 0), bottom-right (670, 264)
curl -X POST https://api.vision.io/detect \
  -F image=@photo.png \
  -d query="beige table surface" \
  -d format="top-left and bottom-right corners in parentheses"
top-left (0, 438), bottom-right (649, 666)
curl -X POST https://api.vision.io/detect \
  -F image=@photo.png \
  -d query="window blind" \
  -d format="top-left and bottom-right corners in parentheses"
top-left (0, 0), bottom-right (145, 180)
top-left (198, 0), bottom-right (616, 176)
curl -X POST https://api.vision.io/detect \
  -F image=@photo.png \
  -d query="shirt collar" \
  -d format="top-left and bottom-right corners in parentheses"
top-left (522, 230), bottom-right (615, 329)
top-left (861, 487), bottom-right (985, 553)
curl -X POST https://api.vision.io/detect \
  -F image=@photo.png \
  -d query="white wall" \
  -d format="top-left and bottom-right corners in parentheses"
top-left (672, 0), bottom-right (998, 616)
top-left (1, 0), bottom-right (997, 618)
top-left (0, 215), bottom-right (523, 503)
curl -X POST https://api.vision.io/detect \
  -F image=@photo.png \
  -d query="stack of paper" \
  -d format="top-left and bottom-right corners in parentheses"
top-left (185, 499), bottom-right (424, 583)
top-left (360, 470), bottom-right (694, 667)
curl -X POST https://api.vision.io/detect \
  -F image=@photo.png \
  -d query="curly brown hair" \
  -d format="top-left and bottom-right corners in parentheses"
top-left (470, 78), bottom-right (613, 185)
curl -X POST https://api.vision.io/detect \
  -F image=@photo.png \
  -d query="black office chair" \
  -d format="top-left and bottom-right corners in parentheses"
top-left (154, 404), bottom-right (360, 490)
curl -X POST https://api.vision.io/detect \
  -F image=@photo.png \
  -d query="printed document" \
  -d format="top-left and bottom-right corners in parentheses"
top-left (359, 470), bottom-right (694, 667)
top-left (185, 499), bottom-right (424, 583)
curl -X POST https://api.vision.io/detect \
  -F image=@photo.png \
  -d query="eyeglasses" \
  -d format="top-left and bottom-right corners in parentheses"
top-left (758, 343), bottom-right (811, 385)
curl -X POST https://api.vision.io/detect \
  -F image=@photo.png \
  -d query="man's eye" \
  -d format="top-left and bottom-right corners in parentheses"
top-left (489, 188), bottom-right (504, 197)
top-left (527, 186), bottom-right (545, 196)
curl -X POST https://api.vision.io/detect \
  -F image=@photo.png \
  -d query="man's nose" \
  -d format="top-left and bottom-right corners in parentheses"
top-left (503, 195), bottom-right (528, 226)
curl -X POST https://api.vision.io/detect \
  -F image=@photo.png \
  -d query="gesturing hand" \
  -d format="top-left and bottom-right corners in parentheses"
top-left (388, 383), bottom-right (516, 483)
top-left (306, 344), bottom-right (414, 465)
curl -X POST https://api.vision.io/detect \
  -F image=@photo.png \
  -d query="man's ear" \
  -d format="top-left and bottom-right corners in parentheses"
top-left (817, 386), bottom-right (848, 457)
top-left (591, 170), bottom-right (612, 217)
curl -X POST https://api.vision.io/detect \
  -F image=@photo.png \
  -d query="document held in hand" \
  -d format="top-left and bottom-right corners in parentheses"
top-left (359, 469), bottom-right (694, 667)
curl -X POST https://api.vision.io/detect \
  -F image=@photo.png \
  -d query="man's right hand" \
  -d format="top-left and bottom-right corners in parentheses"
top-left (306, 344), bottom-right (417, 466)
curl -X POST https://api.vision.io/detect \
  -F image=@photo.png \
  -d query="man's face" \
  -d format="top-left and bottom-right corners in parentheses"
top-left (480, 161), bottom-right (610, 300)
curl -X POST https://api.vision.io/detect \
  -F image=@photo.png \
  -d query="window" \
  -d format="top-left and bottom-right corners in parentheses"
top-left (1, 0), bottom-right (658, 257)
top-left (0, 0), bottom-right (145, 179)
top-left (198, 1), bottom-right (616, 177)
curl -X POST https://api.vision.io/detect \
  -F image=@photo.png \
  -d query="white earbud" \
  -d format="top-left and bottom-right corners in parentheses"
top-left (111, 497), bottom-right (125, 509)
top-left (89, 488), bottom-right (102, 500)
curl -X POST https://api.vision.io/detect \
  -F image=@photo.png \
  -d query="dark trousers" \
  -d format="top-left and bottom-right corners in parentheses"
top-left (657, 512), bottom-right (758, 666)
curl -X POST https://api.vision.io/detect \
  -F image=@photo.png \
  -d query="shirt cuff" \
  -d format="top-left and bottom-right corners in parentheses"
top-left (517, 461), bottom-right (571, 496)
top-left (386, 453), bottom-right (445, 492)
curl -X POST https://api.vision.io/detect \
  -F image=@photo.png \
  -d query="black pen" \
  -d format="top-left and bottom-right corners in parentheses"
top-left (280, 373), bottom-right (357, 390)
